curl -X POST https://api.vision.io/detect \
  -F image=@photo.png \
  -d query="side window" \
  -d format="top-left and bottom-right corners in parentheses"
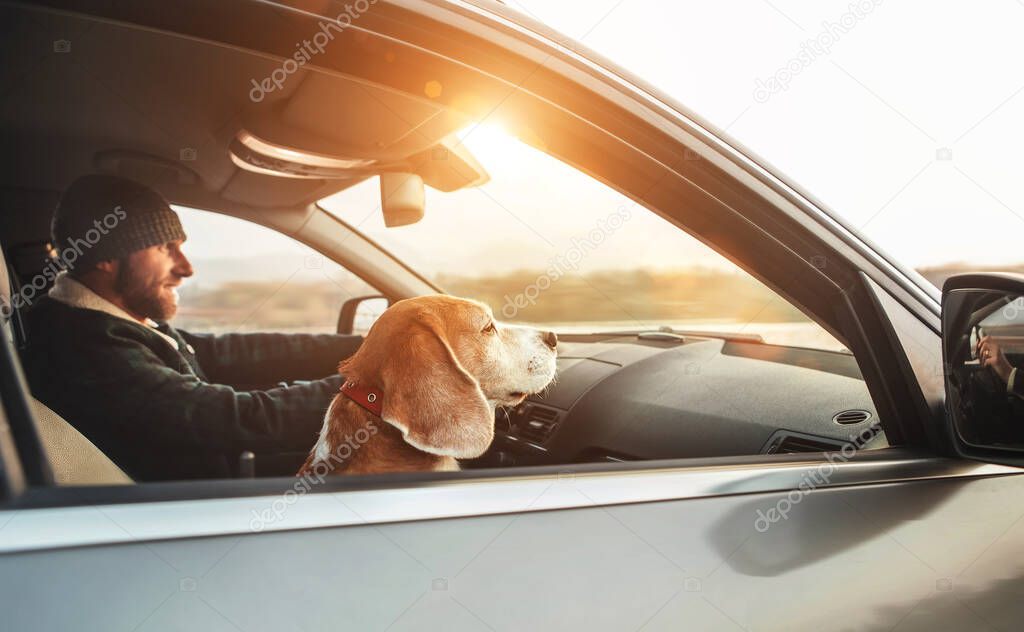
top-left (173, 207), bottom-right (378, 334)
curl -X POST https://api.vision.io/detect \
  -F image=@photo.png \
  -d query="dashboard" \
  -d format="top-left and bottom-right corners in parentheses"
top-left (470, 331), bottom-right (885, 467)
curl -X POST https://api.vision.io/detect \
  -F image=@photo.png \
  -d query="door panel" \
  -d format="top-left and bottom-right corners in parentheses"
top-left (2, 470), bottom-right (1023, 631)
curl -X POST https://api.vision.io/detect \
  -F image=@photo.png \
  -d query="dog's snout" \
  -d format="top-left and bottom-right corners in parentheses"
top-left (541, 330), bottom-right (557, 350)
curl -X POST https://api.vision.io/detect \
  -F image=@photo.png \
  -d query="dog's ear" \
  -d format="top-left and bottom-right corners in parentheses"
top-left (375, 317), bottom-right (495, 459)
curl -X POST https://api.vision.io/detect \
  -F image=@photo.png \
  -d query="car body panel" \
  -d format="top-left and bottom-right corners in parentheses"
top-left (1, 460), bottom-right (1022, 630)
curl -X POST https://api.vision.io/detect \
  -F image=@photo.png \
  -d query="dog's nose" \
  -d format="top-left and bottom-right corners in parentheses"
top-left (541, 330), bottom-right (557, 349)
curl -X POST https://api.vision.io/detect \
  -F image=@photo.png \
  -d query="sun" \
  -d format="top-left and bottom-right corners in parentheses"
top-left (455, 121), bottom-right (538, 175)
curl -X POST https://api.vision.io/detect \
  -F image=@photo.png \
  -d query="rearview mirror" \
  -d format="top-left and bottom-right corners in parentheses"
top-left (379, 173), bottom-right (425, 227)
top-left (942, 273), bottom-right (1024, 458)
top-left (337, 295), bottom-right (389, 336)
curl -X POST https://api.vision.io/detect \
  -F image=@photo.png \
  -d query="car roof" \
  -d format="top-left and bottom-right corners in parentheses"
top-left (0, 1), bottom-right (471, 240)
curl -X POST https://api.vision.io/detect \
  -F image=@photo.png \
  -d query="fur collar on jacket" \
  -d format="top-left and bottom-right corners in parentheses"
top-left (48, 271), bottom-right (179, 351)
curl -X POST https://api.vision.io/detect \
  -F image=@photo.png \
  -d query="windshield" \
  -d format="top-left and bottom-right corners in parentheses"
top-left (320, 124), bottom-right (844, 352)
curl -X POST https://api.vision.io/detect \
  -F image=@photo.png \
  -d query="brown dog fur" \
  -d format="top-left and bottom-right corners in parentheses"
top-left (298, 295), bottom-right (557, 476)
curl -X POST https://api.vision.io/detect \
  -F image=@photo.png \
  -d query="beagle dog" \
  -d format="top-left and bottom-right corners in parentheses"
top-left (298, 295), bottom-right (558, 475)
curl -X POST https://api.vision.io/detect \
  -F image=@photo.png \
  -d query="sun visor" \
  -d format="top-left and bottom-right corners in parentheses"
top-left (258, 73), bottom-right (468, 162)
top-left (232, 73), bottom-right (487, 191)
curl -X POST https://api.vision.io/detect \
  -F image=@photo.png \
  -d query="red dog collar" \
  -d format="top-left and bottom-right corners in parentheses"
top-left (340, 380), bottom-right (383, 418)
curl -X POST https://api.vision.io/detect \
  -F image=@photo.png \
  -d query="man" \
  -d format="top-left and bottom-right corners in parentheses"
top-left (20, 175), bottom-right (362, 481)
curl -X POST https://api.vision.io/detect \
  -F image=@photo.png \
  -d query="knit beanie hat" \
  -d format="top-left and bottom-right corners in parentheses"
top-left (51, 174), bottom-right (186, 269)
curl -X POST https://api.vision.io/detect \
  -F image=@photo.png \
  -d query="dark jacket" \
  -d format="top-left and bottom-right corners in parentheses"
top-left (20, 296), bottom-right (362, 481)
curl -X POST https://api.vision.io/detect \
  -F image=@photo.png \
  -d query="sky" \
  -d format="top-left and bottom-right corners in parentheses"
top-left (183, 0), bottom-right (1024, 277)
top-left (499, 0), bottom-right (1024, 269)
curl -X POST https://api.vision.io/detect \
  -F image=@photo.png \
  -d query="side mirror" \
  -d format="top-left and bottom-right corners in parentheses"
top-left (337, 295), bottom-right (389, 336)
top-left (941, 273), bottom-right (1024, 461)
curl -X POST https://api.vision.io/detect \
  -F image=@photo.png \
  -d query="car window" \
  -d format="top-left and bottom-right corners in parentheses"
top-left (174, 207), bottom-right (378, 333)
top-left (321, 124), bottom-right (845, 353)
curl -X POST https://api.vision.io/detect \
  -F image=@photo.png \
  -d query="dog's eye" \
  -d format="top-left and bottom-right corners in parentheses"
top-left (482, 322), bottom-right (496, 334)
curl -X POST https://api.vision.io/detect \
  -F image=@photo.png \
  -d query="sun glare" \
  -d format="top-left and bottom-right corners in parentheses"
top-left (456, 121), bottom-right (536, 174)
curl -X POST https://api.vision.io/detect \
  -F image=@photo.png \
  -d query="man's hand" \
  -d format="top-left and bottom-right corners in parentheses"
top-left (978, 335), bottom-right (1014, 384)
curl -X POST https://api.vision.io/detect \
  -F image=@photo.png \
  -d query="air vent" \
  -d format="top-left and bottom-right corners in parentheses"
top-left (763, 430), bottom-right (846, 454)
top-left (833, 409), bottom-right (871, 425)
top-left (516, 405), bottom-right (561, 445)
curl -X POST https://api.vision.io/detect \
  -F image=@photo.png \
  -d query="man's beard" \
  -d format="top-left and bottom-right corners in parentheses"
top-left (114, 259), bottom-right (178, 321)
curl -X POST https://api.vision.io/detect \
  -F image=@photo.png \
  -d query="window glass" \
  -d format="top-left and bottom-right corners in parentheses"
top-left (173, 208), bottom-right (377, 333)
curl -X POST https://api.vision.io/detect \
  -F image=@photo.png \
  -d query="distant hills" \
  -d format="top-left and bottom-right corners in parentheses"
top-left (172, 255), bottom-right (1024, 334)
top-left (916, 262), bottom-right (1024, 289)
top-left (175, 264), bottom-right (810, 333)
top-left (181, 254), bottom-right (309, 288)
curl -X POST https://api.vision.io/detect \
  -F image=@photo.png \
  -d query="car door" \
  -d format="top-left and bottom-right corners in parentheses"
top-left (1, 423), bottom-right (1022, 631)
top-left (2, 1), bottom-right (1023, 631)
